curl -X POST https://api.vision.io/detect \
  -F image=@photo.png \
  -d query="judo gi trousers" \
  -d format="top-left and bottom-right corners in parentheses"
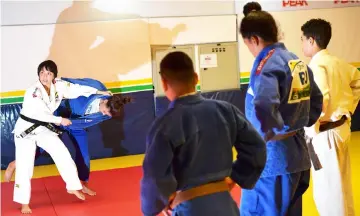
top-left (240, 170), bottom-right (310, 216)
top-left (35, 129), bottom-right (91, 182)
top-left (311, 122), bottom-right (354, 216)
top-left (13, 133), bottom-right (82, 204)
top-left (67, 129), bottom-right (91, 182)
top-left (172, 191), bottom-right (239, 216)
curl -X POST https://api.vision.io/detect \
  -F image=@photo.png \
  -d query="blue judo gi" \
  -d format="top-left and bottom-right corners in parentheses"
top-left (140, 94), bottom-right (267, 216)
top-left (35, 78), bottom-right (111, 182)
top-left (240, 43), bottom-right (323, 216)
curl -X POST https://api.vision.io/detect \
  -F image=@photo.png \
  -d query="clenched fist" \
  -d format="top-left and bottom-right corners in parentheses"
top-left (60, 118), bottom-right (72, 126)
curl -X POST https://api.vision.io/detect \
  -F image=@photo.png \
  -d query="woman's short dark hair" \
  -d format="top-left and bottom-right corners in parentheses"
top-left (239, 10), bottom-right (278, 43)
top-left (38, 60), bottom-right (58, 77)
top-left (106, 95), bottom-right (132, 117)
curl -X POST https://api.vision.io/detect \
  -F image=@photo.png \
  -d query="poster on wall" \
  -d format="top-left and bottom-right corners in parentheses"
top-left (235, 0), bottom-right (360, 14)
top-left (200, 53), bottom-right (218, 68)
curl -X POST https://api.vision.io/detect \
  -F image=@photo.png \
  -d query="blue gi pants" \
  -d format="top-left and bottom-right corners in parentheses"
top-left (240, 170), bottom-right (310, 216)
top-left (172, 191), bottom-right (239, 216)
top-left (67, 129), bottom-right (90, 182)
top-left (35, 129), bottom-right (90, 182)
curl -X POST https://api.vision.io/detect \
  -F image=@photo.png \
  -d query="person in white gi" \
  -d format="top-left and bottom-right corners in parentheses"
top-left (12, 60), bottom-right (111, 214)
top-left (301, 19), bottom-right (360, 216)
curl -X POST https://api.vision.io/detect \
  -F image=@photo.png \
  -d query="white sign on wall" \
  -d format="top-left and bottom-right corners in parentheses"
top-left (236, 0), bottom-right (360, 14)
top-left (200, 53), bottom-right (218, 68)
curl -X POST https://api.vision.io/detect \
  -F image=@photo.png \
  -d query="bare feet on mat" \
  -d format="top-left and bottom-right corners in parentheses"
top-left (82, 184), bottom-right (96, 196)
top-left (5, 161), bottom-right (16, 182)
top-left (21, 204), bottom-right (32, 214)
top-left (67, 190), bottom-right (86, 201)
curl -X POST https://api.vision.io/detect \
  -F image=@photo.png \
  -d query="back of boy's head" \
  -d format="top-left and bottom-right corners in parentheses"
top-left (301, 18), bottom-right (332, 49)
top-left (159, 51), bottom-right (196, 87)
top-left (106, 95), bottom-right (132, 117)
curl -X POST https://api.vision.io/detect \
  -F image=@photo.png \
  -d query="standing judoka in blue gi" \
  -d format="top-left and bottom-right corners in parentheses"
top-left (5, 78), bottom-right (131, 195)
top-left (237, 10), bottom-right (324, 215)
top-left (140, 51), bottom-right (267, 216)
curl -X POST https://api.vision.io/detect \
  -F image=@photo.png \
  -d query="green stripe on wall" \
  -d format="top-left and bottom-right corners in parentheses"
top-left (240, 77), bottom-right (250, 84)
top-left (1, 97), bottom-right (23, 104)
top-left (109, 84), bottom-right (153, 94)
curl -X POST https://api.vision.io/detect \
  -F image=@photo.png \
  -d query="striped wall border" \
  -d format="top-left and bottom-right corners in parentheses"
top-left (1, 64), bottom-right (359, 105)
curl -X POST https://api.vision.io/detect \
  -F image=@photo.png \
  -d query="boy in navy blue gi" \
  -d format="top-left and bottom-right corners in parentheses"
top-left (237, 10), bottom-right (323, 216)
top-left (140, 51), bottom-right (267, 216)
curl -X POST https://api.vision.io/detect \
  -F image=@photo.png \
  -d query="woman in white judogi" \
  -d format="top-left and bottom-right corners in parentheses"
top-left (12, 60), bottom-right (110, 214)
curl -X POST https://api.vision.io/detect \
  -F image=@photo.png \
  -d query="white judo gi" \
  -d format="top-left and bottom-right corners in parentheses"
top-left (305, 49), bottom-right (360, 216)
top-left (12, 78), bottom-right (98, 205)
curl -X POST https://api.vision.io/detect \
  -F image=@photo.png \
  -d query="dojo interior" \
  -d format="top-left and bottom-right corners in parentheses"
top-left (1, 1), bottom-right (360, 215)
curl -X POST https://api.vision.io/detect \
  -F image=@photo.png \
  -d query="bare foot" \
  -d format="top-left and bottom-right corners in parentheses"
top-left (21, 204), bottom-right (32, 214)
top-left (82, 184), bottom-right (96, 196)
top-left (5, 161), bottom-right (16, 182)
top-left (67, 190), bottom-right (86, 201)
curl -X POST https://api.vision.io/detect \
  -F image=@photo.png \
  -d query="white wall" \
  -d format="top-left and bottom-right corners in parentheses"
top-left (1, 0), bottom-right (359, 93)
top-left (237, 6), bottom-right (360, 76)
top-left (1, 0), bottom-right (235, 26)
top-left (1, 15), bottom-right (236, 92)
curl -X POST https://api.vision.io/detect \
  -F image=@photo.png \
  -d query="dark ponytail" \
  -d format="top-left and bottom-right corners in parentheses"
top-left (106, 95), bottom-right (133, 117)
top-left (243, 2), bottom-right (262, 16)
top-left (239, 10), bottom-right (278, 43)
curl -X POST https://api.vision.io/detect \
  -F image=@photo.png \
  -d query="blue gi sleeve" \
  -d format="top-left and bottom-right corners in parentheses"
top-left (307, 67), bottom-right (323, 127)
top-left (230, 106), bottom-right (267, 189)
top-left (253, 70), bottom-right (285, 133)
top-left (140, 124), bottom-right (177, 216)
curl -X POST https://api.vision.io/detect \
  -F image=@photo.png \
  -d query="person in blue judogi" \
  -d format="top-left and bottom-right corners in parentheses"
top-left (235, 10), bottom-right (324, 215)
top-left (140, 51), bottom-right (267, 216)
top-left (5, 78), bottom-right (131, 195)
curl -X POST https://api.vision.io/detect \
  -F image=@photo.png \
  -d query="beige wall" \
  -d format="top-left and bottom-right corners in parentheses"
top-left (1, 1), bottom-right (359, 92)
top-left (238, 6), bottom-right (360, 73)
top-left (1, 15), bottom-right (236, 92)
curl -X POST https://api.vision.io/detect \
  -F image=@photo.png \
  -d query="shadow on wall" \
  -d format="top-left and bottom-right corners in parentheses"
top-left (1, 0), bottom-right (188, 167)
top-left (41, 1), bottom-right (186, 160)
top-left (46, 1), bottom-right (187, 82)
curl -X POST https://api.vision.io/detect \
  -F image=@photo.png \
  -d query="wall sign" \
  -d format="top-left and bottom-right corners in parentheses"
top-left (200, 53), bottom-right (218, 68)
top-left (236, 0), bottom-right (360, 13)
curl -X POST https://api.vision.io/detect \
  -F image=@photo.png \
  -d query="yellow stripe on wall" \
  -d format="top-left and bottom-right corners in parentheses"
top-left (240, 71), bottom-right (250, 78)
top-left (104, 78), bottom-right (153, 88)
top-left (352, 62), bottom-right (360, 68)
top-left (0, 90), bottom-right (26, 98)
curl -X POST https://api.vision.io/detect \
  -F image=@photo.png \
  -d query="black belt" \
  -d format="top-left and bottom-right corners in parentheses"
top-left (319, 115), bottom-right (347, 132)
top-left (18, 114), bottom-right (63, 138)
top-left (307, 115), bottom-right (348, 171)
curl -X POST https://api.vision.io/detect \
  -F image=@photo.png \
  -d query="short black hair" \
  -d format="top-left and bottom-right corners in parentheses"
top-left (239, 10), bottom-right (278, 43)
top-left (159, 51), bottom-right (196, 86)
top-left (243, 2), bottom-right (262, 16)
top-left (301, 19), bottom-right (332, 49)
top-left (38, 60), bottom-right (58, 77)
